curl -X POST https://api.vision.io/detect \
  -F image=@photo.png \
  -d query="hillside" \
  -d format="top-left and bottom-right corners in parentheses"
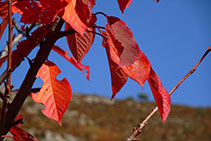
top-left (12, 93), bottom-right (211, 140)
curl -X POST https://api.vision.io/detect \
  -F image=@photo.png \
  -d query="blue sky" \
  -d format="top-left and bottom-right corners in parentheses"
top-left (1, 0), bottom-right (210, 107)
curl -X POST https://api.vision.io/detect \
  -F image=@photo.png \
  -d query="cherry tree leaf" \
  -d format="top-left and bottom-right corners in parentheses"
top-left (102, 32), bottom-right (128, 98)
top-left (0, 24), bottom-right (50, 68)
top-left (102, 30), bottom-right (170, 122)
top-left (65, 23), bottom-right (95, 62)
top-left (117, 0), bottom-right (132, 13)
top-left (31, 61), bottom-right (72, 124)
top-left (105, 16), bottom-right (140, 66)
top-left (12, 1), bottom-right (53, 24)
top-left (10, 126), bottom-right (38, 141)
top-left (62, 0), bottom-right (96, 35)
top-left (103, 31), bottom-right (150, 97)
top-left (13, 114), bottom-right (23, 127)
top-left (0, 1), bottom-right (10, 19)
top-left (52, 46), bottom-right (90, 80)
top-left (148, 68), bottom-right (170, 123)
top-left (83, 0), bottom-right (96, 9)
top-left (153, 0), bottom-right (160, 2)
top-left (104, 17), bottom-right (151, 87)
top-left (39, 0), bottom-right (70, 17)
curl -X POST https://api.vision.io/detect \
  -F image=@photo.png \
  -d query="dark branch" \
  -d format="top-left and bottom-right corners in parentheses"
top-left (0, 18), bottom-right (65, 138)
top-left (57, 29), bottom-right (76, 38)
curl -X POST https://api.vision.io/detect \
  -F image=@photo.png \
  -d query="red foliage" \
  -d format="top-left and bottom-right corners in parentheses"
top-left (148, 68), bottom-right (170, 123)
top-left (62, 0), bottom-right (96, 35)
top-left (10, 126), bottom-right (38, 141)
top-left (0, 1), bottom-right (171, 139)
top-left (117, 0), bottom-right (133, 13)
top-left (103, 16), bottom-right (170, 122)
top-left (31, 61), bottom-right (72, 124)
top-left (12, 1), bottom-right (53, 24)
top-left (65, 23), bottom-right (95, 62)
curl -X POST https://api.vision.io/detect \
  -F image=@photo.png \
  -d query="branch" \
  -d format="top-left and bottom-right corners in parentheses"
top-left (127, 46), bottom-right (211, 141)
top-left (57, 28), bottom-right (76, 38)
top-left (0, 18), bottom-right (64, 139)
top-left (0, 0), bottom-right (13, 136)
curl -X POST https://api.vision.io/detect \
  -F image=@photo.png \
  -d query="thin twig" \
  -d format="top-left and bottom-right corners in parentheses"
top-left (0, 24), bottom-right (37, 86)
top-left (0, 23), bottom-right (37, 59)
top-left (127, 46), bottom-right (211, 141)
top-left (0, 0), bottom-right (13, 136)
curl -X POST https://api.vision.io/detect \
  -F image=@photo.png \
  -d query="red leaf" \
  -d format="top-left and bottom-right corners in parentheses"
top-left (103, 31), bottom-right (150, 97)
top-left (102, 32), bottom-right (128, 98)
top-left (0, 17), bottom-right (7, 40)
top-left (0, 1), bottom-right (9, 19)
top-left (14, 114), bottom-right (23, 127)
top-left (62, 0), bottom-right (96, 35)
top-left (83, 0), bottom-right (96, 9)
top-left (65, 23), bottom-right (95, 62)
top-left (12, 1), bottom-right (53, 24)
top-left (121, 49), bottom-right (151, 87)
top-left (31, 61), bottom-right (72, 124)
top-left (102, 30), bottom-right (170, 122)
top-left (117, 0), bottom-right (132, 13)
top-left (153, 0), bottom-right (160, 2)
top-left (10, 126), bottom-right (38, 141)
top-left (105, 16), bottom-right (140, 66)
top-left (52, 46), bottom-right (90, 80)
top-left (0, 25), bottom-right (50, 68)
top-left (147, 68), bottom-right (171, 123)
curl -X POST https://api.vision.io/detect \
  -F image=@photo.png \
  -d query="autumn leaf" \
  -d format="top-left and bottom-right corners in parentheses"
top-left (117, 0), bottom-right (132, 13)
top-left (103, 31), bottom-right (150, 97)
top-left (10, 126), bottom-right (38, 141)
top-left (105, 16), bottom-right (140, 66)
top-left (52, 46), bottom-right (90, 80)
top-left (39, 0), bottom-right (70, 18)
top-left (12, 1), bottom-right (53, 24)
top-left (0, 1), bottom-right (10, 19)
top-left (65, 23), bottom-right (95, 62)
top-left (102, 32), bottom-right (128, 98)
top-left (102, 17), bottom-right (170, 122)
top-left (148, 68), bottom-right (170, 123)
top-left (153, 0), bottom-right (160, 2)
top-left (62, 0), bottom-right (96, 35)
top-left (31, 61), bottom-right (72, 124)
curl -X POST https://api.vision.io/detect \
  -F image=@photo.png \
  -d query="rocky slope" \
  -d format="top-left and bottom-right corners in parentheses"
top-left (6, 93), bottom-right (211, 141)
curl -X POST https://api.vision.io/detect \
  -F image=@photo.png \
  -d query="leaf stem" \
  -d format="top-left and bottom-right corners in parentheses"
top-left (90, 25), bottom-right (105, 30)
top-left (127, 46), bottom-right (211, 141)
top-left (94, 12), bottom-right (107, 17)
top-left (87, 30), bottom-right (107, 39)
